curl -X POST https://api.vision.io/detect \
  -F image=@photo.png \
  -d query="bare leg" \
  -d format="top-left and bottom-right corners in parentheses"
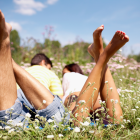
top-left (73, 30), bottom-right (129, 123)
top-left (0, 10), bottom-right (17, 110)
top-left (12, 60), bottom-right (54, 110)
top-left (88, 25), bottom-right (124, 121)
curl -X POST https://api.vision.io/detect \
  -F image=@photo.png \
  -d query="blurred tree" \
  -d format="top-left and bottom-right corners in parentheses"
top-left (10, 30), bottom-right (22, 64)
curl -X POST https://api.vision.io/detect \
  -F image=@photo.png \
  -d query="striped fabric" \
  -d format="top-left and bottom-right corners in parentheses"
top-left (25, 65), bottom-right (63, 96)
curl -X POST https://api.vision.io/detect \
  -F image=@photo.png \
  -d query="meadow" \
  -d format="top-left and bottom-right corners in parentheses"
top-left (0, 51), bottom-right (140, 140)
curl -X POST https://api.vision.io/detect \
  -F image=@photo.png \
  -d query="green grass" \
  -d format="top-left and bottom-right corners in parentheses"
top-left (0, 54), bottom-right (140, 140)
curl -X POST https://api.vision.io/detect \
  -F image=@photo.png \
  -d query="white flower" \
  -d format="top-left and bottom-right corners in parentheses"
top-left (123, 119), bottom-right (126, 123)
top-left (53, 125), bottom-right (57, 128)
top-left (120, 116), bottom-right (123, 119)
top-left (78, 100), bottom-right (86, 104)
top-left (75, 113), bottom-right (78, 117)
top-left (5, 126), bottom-right (11, 130)
top-left (99, 100), bottom-right (102, 104)
top-left (35, 126), bottom-right (39, 129)
top-left (25, 113), bottom-right (31, 118)
top-left (131, 109), bottom-right (136, 113)
top-left (51, 115), bottom-right (55, 119)
top-left (75, 104), bottom-right (79, 107)
top-left (135, 106), bottom-right (139, 109)
top-left (121, 125), bottom-right (125, 128)
top-left (95, 119), bottom-right (99, 121)
top-left (127, 120), bottom-right (130, 123)
top-left (74, 127), bottom-right (80, 132)
top-left (82, 128), bottom-right (85, 132)
top-left (115, 100), bottom-right (118, 104)
top-left (8, 128), bottom-right (15, 133)
top-left (89, 130), bottom-right (94, 133)
top-left (48, 119), bottom-right (54, 123)
top-left (0, 126), bottom-right (3, 129)
top-left (110, 99), bottom-right (114, 103)
top-left (4, 116), bottom-right (8, 119)
top-left (47, 135), bottom-right (54, 139)
top-left (80, 121), bottom-right (90, 126)
top-left (110, 87), bottom-right (113, 90)
top-left (16, 122), bottom-right (23, 127)
top-left (43, 100), bottom-right (46, 104)
top-left (120, 79), bottom-right (122, 81)
top-left (136, 118), bottom-right (140, 121)
top-left (81, 108), bottom-right (84, 113)
top-left (105, 81), bottom-right (108, 84)
top-left (85, 107), bottom-right (89, 111)
top-left (107, 115), bottom-right (110, 119)
top-left (7, 119), bottom-right (13, 124)
top-left (59, 134), bottom-right (63, 137)
top-left (11, 107), bottom-right (14, 110)
top-left (35, 114), bottom-right (39, 117)
top-left (94, 87), bottom-right (97, 90)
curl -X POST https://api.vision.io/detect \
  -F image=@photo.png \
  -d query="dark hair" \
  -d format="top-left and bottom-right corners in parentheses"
top-left (63, 63), bottom-right (84, 75)
top-left (31, 53), bottom-right (53, 67)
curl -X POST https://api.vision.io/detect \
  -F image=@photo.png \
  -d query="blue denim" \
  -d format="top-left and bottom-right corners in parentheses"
top-left (0, 89), bottom-right (70, 127)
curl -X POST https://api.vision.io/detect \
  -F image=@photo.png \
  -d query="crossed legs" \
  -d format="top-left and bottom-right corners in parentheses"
top-left (73, 27), bottom-right (129, 124)
top-left (88, 25), bottom-right (123, 121)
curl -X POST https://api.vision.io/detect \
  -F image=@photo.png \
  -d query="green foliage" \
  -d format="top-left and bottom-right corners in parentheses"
top-left (128, 53), bottom-right (140, 62)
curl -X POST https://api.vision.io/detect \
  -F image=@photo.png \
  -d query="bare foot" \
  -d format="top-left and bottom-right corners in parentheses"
top-left (88, 25), bottom-right (104, 62)
top-left (0, 10), bottom-right (12, 44)
top-left (103, 30), bottom-right (129, 61)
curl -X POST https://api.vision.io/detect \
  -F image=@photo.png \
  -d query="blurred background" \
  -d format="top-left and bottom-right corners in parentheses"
top-left (0, 0), bottom-right (140, 64)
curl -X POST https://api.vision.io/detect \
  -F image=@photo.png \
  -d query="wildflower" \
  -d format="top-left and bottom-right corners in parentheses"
top-left (107, 115), bottom-right (110, 119)
top-left (85, 107), bottom-right (89, 111)
top-left (78, 100), bottom-right (86, 104)
top-left (74, 127), bottom-right (80, 132)
top-left (123, 119), bottom-right (126, 123)
top-left (127, 120), bottom-right (130, 123)
top-left (5, 116), bottom-right (8, 119)
top-left (75, 113), bottom-right (78, 117)
top-left (82, 128), bottom-right (85, 131)
top-left (35, 126), bottom-right (39, 129)
top-left (105, 81), bottom-right (108, 84)
top-left (120, 116), bottom-right (123, 119)
top-left (51, 115), bottom-right (55, 119)
top-left (89, 130), bottom-right (94, 133)
top-left (59, 134), bottom-right (63, 137)
top-left (75, 104), bottom-right (79, 107)
top-left (16, 122), bottom-right (23, 127)
top-left (35, 114), bottom-right (39, 117)
top-left (94, 87), bottom-right (97, 90)
top-left (110, 99), bottom-right (114, 103)
top-left (7, 119), bottom-right (13, 124)
top-left (110, 87), bottom-right (113, 90)
top-left (136, 118), bottom-right (140, 121)
top-left (11, 107), bottom-right (14, 110)
top-left (8, 128), bottom-right (15, 133)
top-left (47, 135), bottom-right (54, 139)
top-left (0, 126), bottom-right (3, 129)
top-left (5, 126), bottom-right (11, 130)
top-left (131, 109), bottom-right (136, 113)
top-left (99, 100), bottom-right (102, 104)
top-left (121, 125), bottom-right (125, 128)
top-left (95, 118), bottom-right (99, 121)
top-left (53, 125), bottom-right (57, 128)
top-left (135, 106), bottom-right (139, 109)
top-left (80, 121), bottom-right (90, 126)
top-left (81, 108), bottom-right (84, 113)
top-left (115, 100), bottom-right (118, 104)
top-left (120, 79), bottom-right (122, 81)
top-left (25, 113), bottom-right (31, 118)
top-left (48, 119), bottom-right (54, 123)
top-left (43, 100), bottom-right (46, 104)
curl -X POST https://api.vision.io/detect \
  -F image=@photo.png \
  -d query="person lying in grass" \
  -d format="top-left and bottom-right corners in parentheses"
top-left (62, 63), bottom-right (101, 111)
top-left (0, 10), bottom-right (129, 127)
